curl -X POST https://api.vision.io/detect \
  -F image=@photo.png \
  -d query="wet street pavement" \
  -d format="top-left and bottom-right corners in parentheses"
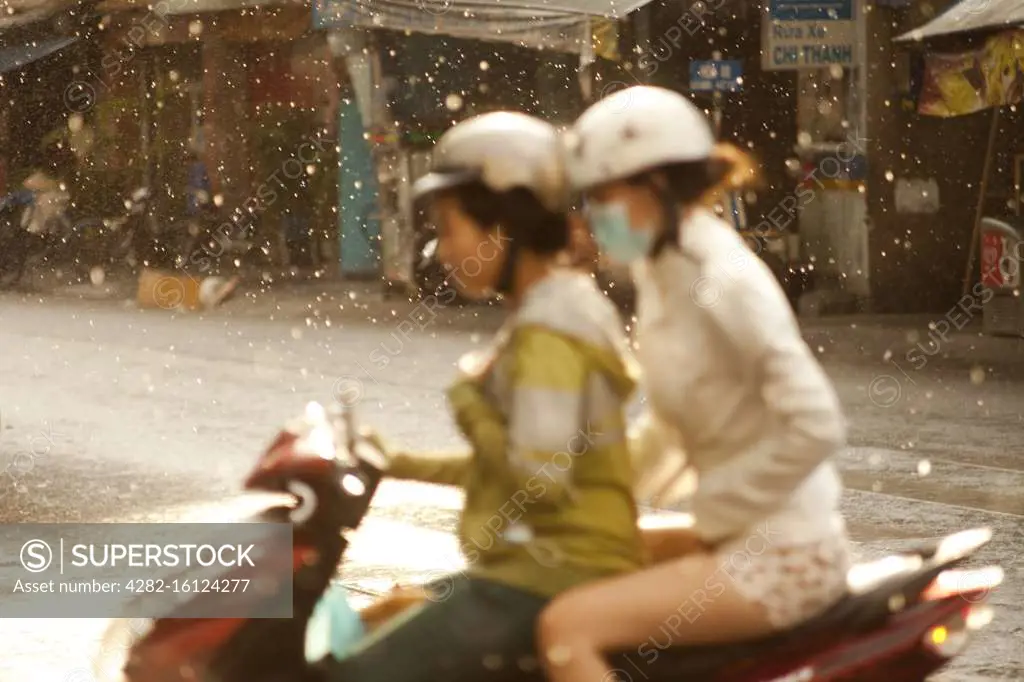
top-left (0, 290), bottom-right (1022, 681)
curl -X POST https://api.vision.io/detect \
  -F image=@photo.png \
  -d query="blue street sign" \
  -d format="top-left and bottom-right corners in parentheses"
top-left (768, 0), bottom-right (853, 21)
top-left (689, 60), bottom-right (743, 93)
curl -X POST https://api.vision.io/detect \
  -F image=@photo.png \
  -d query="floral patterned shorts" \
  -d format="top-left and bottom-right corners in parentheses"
top-left (714, 531), bottom-right (852, 630)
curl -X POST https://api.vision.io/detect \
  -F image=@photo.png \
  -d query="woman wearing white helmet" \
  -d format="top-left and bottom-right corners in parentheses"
top-left (304, 111), bottom-right (646, 682)
top-left (536, 86), bottom-right (852, 682)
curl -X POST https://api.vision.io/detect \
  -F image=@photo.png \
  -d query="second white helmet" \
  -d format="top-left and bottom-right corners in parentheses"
top-left (563, 85), bottom-right (716, 192)
top-left (412, 111), bottom-right (568, 213)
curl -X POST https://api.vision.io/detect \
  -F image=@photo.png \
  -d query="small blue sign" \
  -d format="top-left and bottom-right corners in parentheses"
top-left (313, 0), bottom-right (359, 29)
top-left (768, 0), bottom-right (853, 21)
top-left (689, 60), bottom-right (743, 93)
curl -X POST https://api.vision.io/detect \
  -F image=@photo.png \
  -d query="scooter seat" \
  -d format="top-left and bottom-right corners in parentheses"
top-left (617, 536), bottom-right (968, 679)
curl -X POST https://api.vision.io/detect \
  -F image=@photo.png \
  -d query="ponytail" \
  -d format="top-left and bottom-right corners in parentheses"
top-left (635, 144), bottom-right (763, 257)
top-left (645, 143), bottom-right (762, 208)
top-left (710, 143), bottom-right (760, 192)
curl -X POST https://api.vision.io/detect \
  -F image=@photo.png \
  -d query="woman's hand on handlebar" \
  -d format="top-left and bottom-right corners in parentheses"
top-left (350, 426), bottom-right (394, 472)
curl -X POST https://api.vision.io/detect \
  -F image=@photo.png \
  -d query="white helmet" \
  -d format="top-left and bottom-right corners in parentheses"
top-left (412, 111), bottom-right (569, 213)
top-left (564, 85), bottom-right (715, 192)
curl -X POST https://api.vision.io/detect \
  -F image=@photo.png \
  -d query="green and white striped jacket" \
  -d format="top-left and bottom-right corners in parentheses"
top-left (389, 269), bottom-right (645, 597)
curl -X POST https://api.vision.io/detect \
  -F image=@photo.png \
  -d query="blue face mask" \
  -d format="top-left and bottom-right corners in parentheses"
top-left (586, 201), bottom-right (654, 265)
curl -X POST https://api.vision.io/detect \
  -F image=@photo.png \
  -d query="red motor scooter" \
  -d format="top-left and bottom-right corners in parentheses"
top-left (93, 401), bottom-right (1003, 682)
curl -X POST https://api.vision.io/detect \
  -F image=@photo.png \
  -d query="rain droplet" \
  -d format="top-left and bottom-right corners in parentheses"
top-left (969, 366), bottom-right (986, 385)
top-left (885, 170), bottom-right (895, 182)
top-left (545, 645), bottom-right (573, 666)
top-left (479, 60), bottom-right (490, 71)
top-left (505, 524), bottom-right (534, 543)
top-left (291, 328), bottom-right (303, 340)
top-left (882, 349), bottom-right (893, 362)
top-left (917, 459), bottom-right (932, 476)
top-left (445, 93), bottom-right (464, 111)
top-left (89, 267), bottom-right (106, 286)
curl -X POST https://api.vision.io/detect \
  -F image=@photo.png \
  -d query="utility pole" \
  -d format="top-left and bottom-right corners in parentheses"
top-left (711, 50), bottom-right (723, 138)
top-left (633, 4), bottom-right (651, 84)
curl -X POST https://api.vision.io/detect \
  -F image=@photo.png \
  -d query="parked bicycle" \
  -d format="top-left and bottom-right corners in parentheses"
top-left (0, 176), bottom-right (174, 289)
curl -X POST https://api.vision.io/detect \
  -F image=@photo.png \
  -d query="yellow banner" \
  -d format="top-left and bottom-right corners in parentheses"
top-left (918, 29), bottom-right (1024, 117)
top-left (591, 18), bottom-right (620, 62)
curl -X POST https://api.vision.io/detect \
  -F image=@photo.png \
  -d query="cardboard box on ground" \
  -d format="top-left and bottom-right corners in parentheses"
top-left (136, 268), bottom-right (240, 311)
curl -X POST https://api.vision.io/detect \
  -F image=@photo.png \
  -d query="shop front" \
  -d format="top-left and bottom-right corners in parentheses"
top-left (312, 0), bottom-right (646, 290)
top-left (373, 30), bottom-right (588, 293)
top-left (0, 18), bottom-right (86, 194)
top-left (894, 1), bottom-right (1024, 315)
top-left (761, 0), bottom-right (870, 313)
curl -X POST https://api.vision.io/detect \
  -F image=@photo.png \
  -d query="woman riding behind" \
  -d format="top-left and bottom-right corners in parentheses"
top-left (304, 111), bottom-right (646, 682)
top-left (537, 85), bottom-right (852, 682)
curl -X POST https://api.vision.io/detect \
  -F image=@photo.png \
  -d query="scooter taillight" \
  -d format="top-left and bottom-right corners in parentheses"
top-left (920, 565), bottom-right (1002, 659)
top-left (922, 603), bottom-right (995, 659)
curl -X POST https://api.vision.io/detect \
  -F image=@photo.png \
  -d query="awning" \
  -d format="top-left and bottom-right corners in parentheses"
top-left (895, 0), bottom-right (1024, 43)
top-left (0, 35), bottom-right (77, 74)
top-left (312, 0), bottom-right (654, 54)
top-left (151, 0), bottom-right (293, 14)
top-left (0, 6), bottom-right (55, 30)
top-left (94, 0), bottom-right (300, 14)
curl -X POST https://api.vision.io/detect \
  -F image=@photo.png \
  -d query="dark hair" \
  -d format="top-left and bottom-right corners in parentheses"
top-left (444, 181), bottom-right (569, 255)
top-left (631, 144), bottom-right (761, 258)
top-left (629, 143), bottom-right (760, 206)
